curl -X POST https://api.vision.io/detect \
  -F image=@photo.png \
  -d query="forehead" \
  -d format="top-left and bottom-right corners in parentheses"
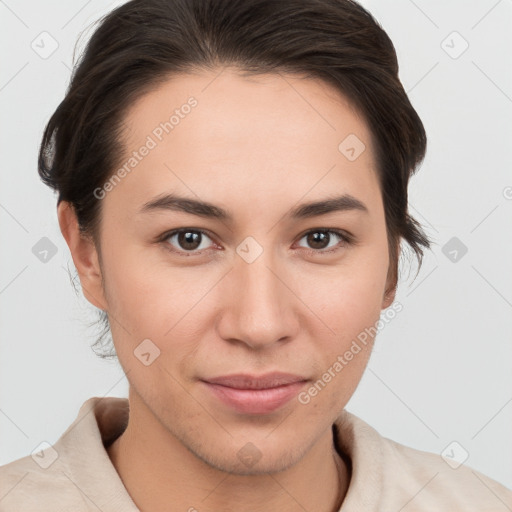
top-left (107, 68), bottom-right (381, 221)
top-left (122, 67), bottom-right (371, 148)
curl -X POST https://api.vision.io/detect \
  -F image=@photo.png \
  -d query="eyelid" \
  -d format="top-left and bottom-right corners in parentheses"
top-left (296, 227), bottom-right (354, 243)
top-left (159, 227), bottom-right (355, 256)
top-left (294, 228), bottom-right (354, 254)
top-left (159, 228), bottom-right (219, 256)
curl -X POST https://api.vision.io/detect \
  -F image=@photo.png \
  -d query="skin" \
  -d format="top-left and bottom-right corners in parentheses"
top-left (58, 67), bottom-right (397, 512)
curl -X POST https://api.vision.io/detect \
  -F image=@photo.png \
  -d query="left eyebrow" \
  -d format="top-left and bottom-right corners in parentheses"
top-left (138, 192), bottom-right (368, 221)
top-left (288, 194), bottom-right (368, 219)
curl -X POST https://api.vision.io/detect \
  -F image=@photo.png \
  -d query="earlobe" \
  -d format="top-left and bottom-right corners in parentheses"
top-left (382, 284), bottom-right (397, 310)
top-left (382, 241), bottom-right (399, 309)
top-left (57, 201), bottom-right (108, 311)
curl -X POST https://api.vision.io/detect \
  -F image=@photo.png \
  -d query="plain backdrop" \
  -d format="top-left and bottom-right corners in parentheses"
top-left (1, 0), bottom-right (511, 491)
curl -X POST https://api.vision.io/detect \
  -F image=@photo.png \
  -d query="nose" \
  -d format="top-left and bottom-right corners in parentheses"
top-left (216, 248), bottom-right (299, 351)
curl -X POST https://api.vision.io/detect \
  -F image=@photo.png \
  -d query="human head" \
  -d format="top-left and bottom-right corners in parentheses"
top-left (39, 0), bottom-right (430, 359)
top-left (39, 0), bottom-right (431, 474)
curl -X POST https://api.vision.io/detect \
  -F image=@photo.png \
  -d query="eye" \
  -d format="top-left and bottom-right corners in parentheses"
top-left (296, 229), bottom-right (352, 254)
top-left (159, 227), bottom-right (354, 257)
top-left (162, 229), bottom-right (216, 255)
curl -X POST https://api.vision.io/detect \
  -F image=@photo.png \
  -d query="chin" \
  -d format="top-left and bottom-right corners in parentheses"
top-left (191, 443), bottom-right (304, 476)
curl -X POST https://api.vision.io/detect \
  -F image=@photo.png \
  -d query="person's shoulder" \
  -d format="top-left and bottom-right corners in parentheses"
top-left (0, 450), bottom-right (86, 510)
top-left (0, 395), bottom-right (128, 511)
top-left (383, 436), bottom-right (512, 510)
top-left (335, 410), bottom-right (512, 511)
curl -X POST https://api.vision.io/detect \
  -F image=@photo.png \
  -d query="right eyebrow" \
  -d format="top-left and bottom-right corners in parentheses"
top-left (138, 192), bottom-right (369, 221)
top-left (139, 193), bottom-right (230, 220)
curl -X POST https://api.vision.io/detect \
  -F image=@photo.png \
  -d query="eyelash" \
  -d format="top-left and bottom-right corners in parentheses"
top-left (158, 228), bottom-right (355, 257)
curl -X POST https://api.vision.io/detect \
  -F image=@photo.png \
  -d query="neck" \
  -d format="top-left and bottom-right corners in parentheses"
top-left (107, 389), bottom-right (350, 512)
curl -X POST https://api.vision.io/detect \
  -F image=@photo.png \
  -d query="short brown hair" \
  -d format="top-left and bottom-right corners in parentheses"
top-left (38, 0), bottom-right (431, 357)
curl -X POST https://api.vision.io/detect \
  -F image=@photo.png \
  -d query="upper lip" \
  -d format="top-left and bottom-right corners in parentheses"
top-left (202, 372), bottom-right (308, 390)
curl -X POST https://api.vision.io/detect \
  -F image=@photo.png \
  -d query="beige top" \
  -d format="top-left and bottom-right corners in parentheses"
top-left (1, 396), bottom-right (511, 511)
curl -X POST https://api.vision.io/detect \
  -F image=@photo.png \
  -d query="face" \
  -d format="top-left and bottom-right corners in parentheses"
top-left (66, 68), bottom-right (396, 474)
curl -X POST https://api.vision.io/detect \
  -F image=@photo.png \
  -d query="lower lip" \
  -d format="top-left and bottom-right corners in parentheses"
top-left (202, 381), bottom-right (307, 414)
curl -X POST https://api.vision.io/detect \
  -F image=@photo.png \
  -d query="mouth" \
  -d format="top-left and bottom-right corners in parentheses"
top-left (200, 372), bottom-right (309, 414)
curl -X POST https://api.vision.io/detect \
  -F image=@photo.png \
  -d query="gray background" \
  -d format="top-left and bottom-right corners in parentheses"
top-left (1, 0), bottom-right (511, 492)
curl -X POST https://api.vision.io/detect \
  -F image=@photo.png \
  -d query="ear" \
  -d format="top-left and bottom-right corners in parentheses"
top-left (382, 240), bottom-right (399, 309)
top-left (382, 282), bottom-right (396, 310)
top-left (57, 201), bottom-right (108, 311)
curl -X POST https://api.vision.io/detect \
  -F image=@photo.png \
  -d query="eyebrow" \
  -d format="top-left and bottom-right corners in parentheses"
top-left (139, 192), bottom-right (368, 220)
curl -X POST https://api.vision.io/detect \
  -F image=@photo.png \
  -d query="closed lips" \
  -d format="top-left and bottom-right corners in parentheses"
top-left (202, 372), bottom-right (309, 389)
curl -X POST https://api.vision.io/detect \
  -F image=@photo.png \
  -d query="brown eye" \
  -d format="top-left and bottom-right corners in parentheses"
top-left (306, 231), bottom-right (330, 249)
top-left (296, 229), bottom-right (351, 253)
top-left (164, 229), bottom-right (214, 253)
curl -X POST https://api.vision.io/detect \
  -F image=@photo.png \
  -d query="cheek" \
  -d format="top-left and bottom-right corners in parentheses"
top-left (100, 243), bottom-right (218, 380)
top-left (300, 292), bottom-right (380, 418)
top-left (327, 281), bottom-right (383, 339)
top-left (306, 256), bottom-right (386, 339)
top-left (100, 241), bottom-right (189, 335)
top-left (306, 255), bottom-right (387, 395)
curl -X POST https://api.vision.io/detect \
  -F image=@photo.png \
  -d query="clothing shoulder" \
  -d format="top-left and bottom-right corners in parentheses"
top-left (0, 396), bottom-right (132, 512)
top-left (336, 411), bottom-right (512, 511)
top-left (0, 452), bottom-right (87, 511)
top-left (383, 436), bottom-right (512, 510)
